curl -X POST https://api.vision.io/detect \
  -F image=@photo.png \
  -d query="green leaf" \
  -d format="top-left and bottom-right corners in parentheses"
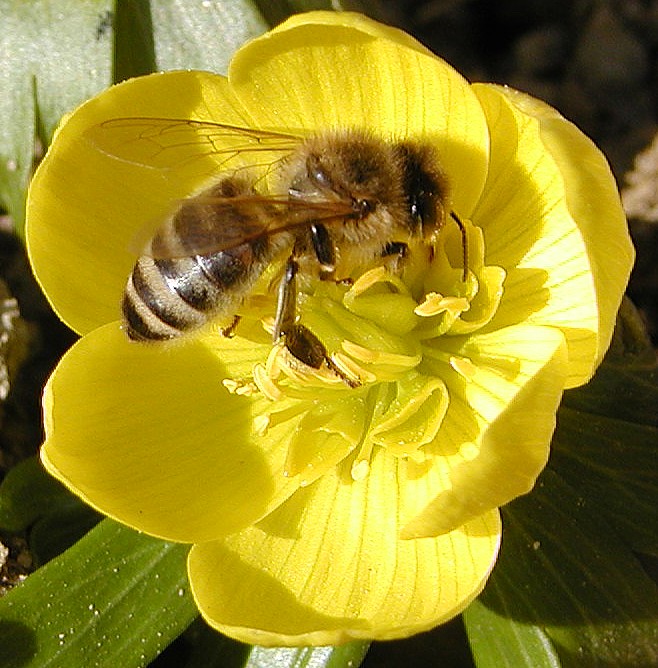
top-left (0, 456), bottom-right (101, 565)
top-left (465, 469), bottom-right (658, 667)
top-left (244, 642), bottom-right (370, 668)
top-left (0, 0), bottom-right (114, 235)
top-left (181, 618), bottom-right (370, 668)
top-left (115, 0), bottom-right (270, 82)
top-left (0, 519), bottom-right (196, 668)
top-left (465, 301), bottom-right (658, 667)
top-left (150, 0), bottom-right (268, 74)
top-left (464, 593), bottom-right (561, 668)
top-left (0, 457), bottom-right (88, 533)
top-left (552, 300), bottom-right (658, 554)
top-left (255, 1), bottom-right (374, 28)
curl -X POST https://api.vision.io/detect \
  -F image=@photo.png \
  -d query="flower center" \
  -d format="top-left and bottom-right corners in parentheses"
top-left (223, 219), bottom-right (505, 482)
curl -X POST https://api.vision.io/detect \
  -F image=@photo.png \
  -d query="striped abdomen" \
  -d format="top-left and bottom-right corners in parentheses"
top-left (122, 177), bottom-right (281, 341)
top-left (122, 241), bottom-right (273, 340)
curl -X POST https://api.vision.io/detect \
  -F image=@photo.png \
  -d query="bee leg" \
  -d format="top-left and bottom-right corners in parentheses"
top-left (381, 241), bottom-right (408, 272)
top-left (310, 223), bottom-right (336, 281)
top-left (273, 257), bottom-right (299, 343)
top-left (310, 223), bottom-right (353, 286)
top-left (220, 315), bottom-right (241, 338)
top-left (382, 241), bottom-right (408, 258)
top-left (274, 258), bottom-right (325, 368)
top-left (274, 257), bottom-right (360, 388)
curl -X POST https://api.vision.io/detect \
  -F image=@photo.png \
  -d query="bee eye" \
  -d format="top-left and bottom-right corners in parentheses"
top-left (307, 155), bottom-right (332, 189)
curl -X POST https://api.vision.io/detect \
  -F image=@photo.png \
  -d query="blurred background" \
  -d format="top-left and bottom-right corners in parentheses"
top-left (0, 1), bottom-right (656, 665)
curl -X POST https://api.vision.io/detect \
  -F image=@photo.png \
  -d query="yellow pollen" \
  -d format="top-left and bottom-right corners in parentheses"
top-left (414, 292), bottom-right (470, 317)
top-left (222, 378), bottom-right (239, 393)
top-left (351, 459), bottom-right (370, 481)
top-left (449, 355), bottom-right (477, 380)
top-left (222, 378), bottom-right (258, 396)
top-left (350, 438), bottom-right (375, 481)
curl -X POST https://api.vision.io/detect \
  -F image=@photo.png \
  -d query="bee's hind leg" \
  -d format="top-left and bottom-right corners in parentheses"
top-left (274, 257), bottom-right (359, 387)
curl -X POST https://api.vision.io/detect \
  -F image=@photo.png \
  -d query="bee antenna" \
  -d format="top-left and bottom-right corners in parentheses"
top-left (449, 211), bottom-right (468, 282)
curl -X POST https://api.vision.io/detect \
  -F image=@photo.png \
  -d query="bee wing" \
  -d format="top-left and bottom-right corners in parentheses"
top-left (84, 118), bottom-right (303, 172)
top-left (143, 194), bottom-right (358, 259)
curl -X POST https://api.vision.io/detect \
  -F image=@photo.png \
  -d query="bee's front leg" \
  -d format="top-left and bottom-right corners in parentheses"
top-left (310, 223), bottom-right (336, 281)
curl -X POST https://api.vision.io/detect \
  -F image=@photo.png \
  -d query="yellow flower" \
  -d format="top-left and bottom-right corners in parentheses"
top-left (26, 12), bottom-right (633, 646)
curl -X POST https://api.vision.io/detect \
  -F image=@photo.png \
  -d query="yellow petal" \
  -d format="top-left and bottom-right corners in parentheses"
top-left (27, 70), bottom-right (251, 335)
top-left (410, 324), bottom-right (567, 536)
top-left (229, 11), bottom-right (490, 216)
top-left (189, 449), bottom-right (500, 646)
top-left (472, 83), bottom-right (632, 387)
top-left (488, 85), bottom-right (634, 377)
top-left (40, 322), bottom-right (302, 542)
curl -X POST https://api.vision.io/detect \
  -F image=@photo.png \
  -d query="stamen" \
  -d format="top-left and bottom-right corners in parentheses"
top-left (222, 378), bottom-right (240, 394)
top-left (253, 414), bottom-right (270, 436)
top-left (253, 363), bottom-right (283, 401)
top-left (342, 340), bottom-right (421, 370)
top-left (449, 355), bottom-right (477, 380)
top-left (459, 441), bottom-right (479, 461)
top-left (222, 378), bottom-right (258, 396)
top-left (341, 340), bottom-right (379, 363)
top-left (330, 352), bottom-right (375, 385)
top-left (347, 266), bottom-right (388, 297)
top-left (261, 316), bottom-right (276, 337)
top-left (351, 459), bottom-right (370, 481)
top-left (265, 343), bottom-right (284, 377)
top-left (235, 383), bottom-right (258, 396)
top-left (414, 292), bottom-right (470, 318)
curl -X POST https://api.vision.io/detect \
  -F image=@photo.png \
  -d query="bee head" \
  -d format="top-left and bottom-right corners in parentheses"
top-left (290, 132), bottom-right (400, 214)
top-left (395, 141), bottom-right (450, 240)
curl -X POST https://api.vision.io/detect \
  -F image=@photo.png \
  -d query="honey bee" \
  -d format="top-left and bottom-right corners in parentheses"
top-left (87, 119), bottom-right (467, 385)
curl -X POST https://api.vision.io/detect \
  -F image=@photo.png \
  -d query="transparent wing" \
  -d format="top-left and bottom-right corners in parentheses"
top-left (143, 193), bottom-right (358, 259)
top-left (84, 117), bottom-right (303, 172)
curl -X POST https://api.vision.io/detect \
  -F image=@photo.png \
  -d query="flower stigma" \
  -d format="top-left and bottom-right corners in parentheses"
top-left (221, 219), bottom-right (506, 483)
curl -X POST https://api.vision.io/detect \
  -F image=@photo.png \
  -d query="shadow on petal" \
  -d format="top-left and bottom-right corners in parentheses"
top-left (41, 322), bottom-right (286, 543)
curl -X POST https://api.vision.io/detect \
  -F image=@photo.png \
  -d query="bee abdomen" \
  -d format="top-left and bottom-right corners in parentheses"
top-left (122, 242), bottom-right (269, 341)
